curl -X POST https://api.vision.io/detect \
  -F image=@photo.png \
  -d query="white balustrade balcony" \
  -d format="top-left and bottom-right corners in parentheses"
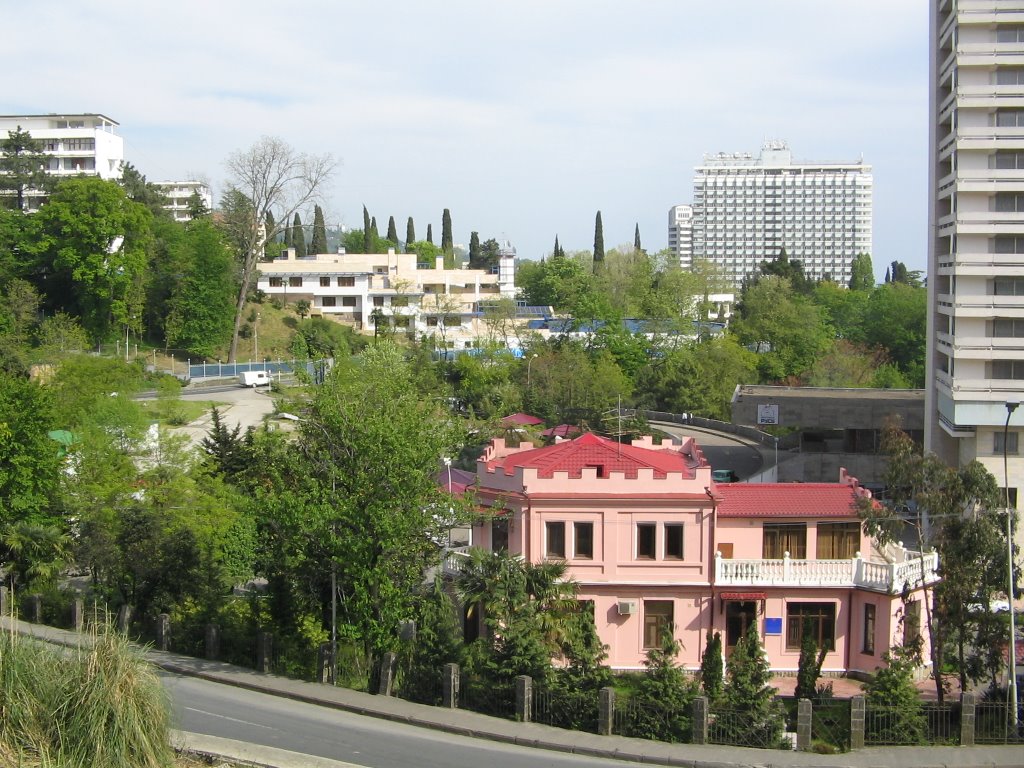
top-left (714, 549), bottom-right (939, 594)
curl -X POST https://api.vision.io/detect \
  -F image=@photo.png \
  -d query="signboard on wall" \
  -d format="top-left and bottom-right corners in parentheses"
top-left (757, 404), bottom-right (779, 425)
top-left (764, 617), bottom-right (783, 635)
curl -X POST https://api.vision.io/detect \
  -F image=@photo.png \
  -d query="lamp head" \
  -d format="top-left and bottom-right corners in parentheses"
top-left (1008, 398), bottom-right (1021, 415)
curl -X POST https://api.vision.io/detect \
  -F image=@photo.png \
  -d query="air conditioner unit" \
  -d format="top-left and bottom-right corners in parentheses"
top-left (617, 600), bottom-right (638, 616)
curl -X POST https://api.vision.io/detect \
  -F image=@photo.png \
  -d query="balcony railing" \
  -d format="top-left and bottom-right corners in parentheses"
top-left (714, 549), bottom-right (939, 594)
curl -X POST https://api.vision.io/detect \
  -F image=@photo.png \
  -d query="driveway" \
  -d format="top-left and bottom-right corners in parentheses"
top-left (171, 384), bottom-right (278, 447)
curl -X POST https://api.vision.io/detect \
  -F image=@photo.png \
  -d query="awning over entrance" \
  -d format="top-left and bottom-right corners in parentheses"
top-left (720, 591), bottom-right (766, 601)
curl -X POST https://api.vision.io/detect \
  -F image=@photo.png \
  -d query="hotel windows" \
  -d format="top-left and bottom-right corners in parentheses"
top-left (321, 296), bottom-right (336, 307)
top-left (665, 524), bottom-right (684, 560)
top-left (269, 277), bottom-right (283, 287)
top-left (546, 521), bottom-right (566, 558)
top-left (786, 602), bottom-right (835, 650)
top-left (574, 522), bottom-right (594, 559)
top-left (862, 604), bottom-right (876, 655)
top-left (643, 601), bottom-right (673, 649)
top-left (320, 277), bottom-right (331, 287)
top-left (337, 276), bottom-right (355, 287)
top-left (288, 277), bottom-right (302, 287)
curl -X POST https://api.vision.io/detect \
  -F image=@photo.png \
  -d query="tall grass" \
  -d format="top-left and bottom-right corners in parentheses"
top-left (0, 624), bottom-right (175, 767)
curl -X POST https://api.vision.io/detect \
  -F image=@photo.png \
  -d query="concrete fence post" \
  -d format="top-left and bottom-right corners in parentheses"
top-left (156, 614), bottom-right (171, 651)
top-left (116, 604), bottom-right (132, 633)
top-left (377, 652), bottom-right (397, 696)
top-left (317, 643), bottom-right (332, 684)
top-left (515, 675), bottom-right (532, 723)
top-left (850, 695), bottom-right (865, 750)
top-left (959, 692), bottom-right (976, 747)
top-left (599, 687), bottom-right (615, 736)
top-left (692, 696), bottom-right (709, 745)
top-left (256, 631), bottom-right (273, 673)
top-left (797, 698), bottom-right (813, 751)
top-left (71, 598), bottom-right (84, 631)
top-left (30, 594), bottom-right (42, 623)
top-left (204, 624), bottom-right (220, 661)
top-left (442, 663), bottom-right (460, 709)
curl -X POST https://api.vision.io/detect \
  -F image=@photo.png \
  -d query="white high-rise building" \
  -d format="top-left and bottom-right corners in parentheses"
top-left (0, 114), bottom-right (123, 207)
top-left (668, 204), bottom-right (694, 269)
top-left (926, 0), bottom-right (1024, 512)
top-left (691, 141), bottom-right (872, 287)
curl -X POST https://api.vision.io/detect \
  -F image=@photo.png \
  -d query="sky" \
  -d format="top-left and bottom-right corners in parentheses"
top-left (4, 1), bottom-right (927, 281)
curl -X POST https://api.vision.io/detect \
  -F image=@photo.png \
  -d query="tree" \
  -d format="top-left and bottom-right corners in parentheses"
top-left (164, 218), bottom-right (237, 358)
top-left (33, 177), bottom-right (152, 342)
top-left (362, 205), bottom-right (372, 253)
top-left (294, 298), bottom-right (311, 320)
top-left (593, 211), bottom-right (605, 270)
top-left (221, 136), bottom-right (336, 361)
top-left (759, 247), bottom-right (811, 294)
top-left (699, 631), bottom-right (724, 702)
top-left (310, 204), bottom-right (328, 255)
top-left (634, 223), bottom-right (642, 253)
top-left (849, 253), bottom-right (874, 291)
top-left (0, 376), bottom-right (62, 530)
top-left (862, 283), bottom-right (927, 385)
top-left (794, 619), bottom-right (828, 700)
top-left (201, 406), bottom-right (248, 479)
top-left (187, 190), bottom-right (211, 219)
top-left (291, 212), bottom-right (307, 258)
top-left (386, 215), bottom-right (399, 246)
top-left (618, 626), bottom-right (697, 742)
top-left (264, 210), bottom-right (278, 258)
top-left (441, 208), bottom-right (454, 268)
top-left (717, 622), bottom-right (786, 748)
top-left (426, 223), bottom-right (433, 244)
top-left (467, 231), bottom-right (481, 268)
top-left (863, 646), bottom-right (927, 744)
top-left (0, 126), bottom-right (50, 211)
top-left (405, 217), bottom-right (415, 249)
top-left (552, 235), bottom-right (564, 260)
top-left (117, 162), bottom-right (170, 217)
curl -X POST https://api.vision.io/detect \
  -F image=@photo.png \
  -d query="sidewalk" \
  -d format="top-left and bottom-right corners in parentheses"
top-left (4, 617), bottom-right (1020, 768)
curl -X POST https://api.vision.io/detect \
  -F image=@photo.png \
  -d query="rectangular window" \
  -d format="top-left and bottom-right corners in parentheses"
top-left (492, 518), bottom-right (508, 552)
top-left (319, 276), bottom-right (331, 287)
top-left (993, 193), bottom-right (1024, 212)
top-left (269, 277), bottom-right (283, 287)
top-left (863, 604), bottom-right (876, 655)
top-left (763, 523), bottom-right (806, 559)
top-left (816, 522), bottom-right (860, 560)
top-left (643, 600), bottom-right (673, 649)
top-left (994, 236), bottom-right (1024, 255)
top-left (995, 431), bottom-right (1019, 455)
top-left (337, 276), bottom-right (355, 287)
top-left (321, 296), bottom-right (336, 307)
top-left (786, 602), bottom-right (836, 650)
top-left (996, 108), bottom-right (1024, 128)
top-left (546, 521), bottom-right (565, 558)
top-left (997, 25), bottom-right (1024, 43)
top-left (994, 276), bottom-right (1024, 296)
top-left (904, 601), bottom-right (921, 648)
top-left (574, 522), bottom-right (594, 559)
top-left (665, 524), bottom-right (684, 560)
top-left (991, 360), bottom-right (1024, 380)
top-left (373, 296), bottom-right (384, 307)
top-left (992, 151), bottom-right (1024, 170)
top-left (636, 523), bottom-right (656, 559)
top-left (288, 277), bottom-right (302, 287)
top-left (392, 296), bottom-right (410, 308)
top-left (993, 318), bottom-right (1024, 337)
top-left (342, 297), bottom-right (356, 307)
top-left (426, 317), bottom-right (438, 327)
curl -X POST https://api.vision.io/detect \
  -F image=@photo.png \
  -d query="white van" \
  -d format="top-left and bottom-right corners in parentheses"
top-left (239, 370), bottom-right (271, 387)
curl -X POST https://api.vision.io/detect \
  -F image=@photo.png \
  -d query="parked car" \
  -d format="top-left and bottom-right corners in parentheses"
top-left (712, 469), bottom-right (739, 483)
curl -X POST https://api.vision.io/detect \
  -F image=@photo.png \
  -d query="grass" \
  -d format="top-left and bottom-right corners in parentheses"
top-left (0, 624), bottom-right (176, 768)
top-left (138, 399), bottom-right (221, 426)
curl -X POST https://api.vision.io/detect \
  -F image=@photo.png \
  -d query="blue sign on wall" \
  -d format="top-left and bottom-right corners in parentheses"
top-left (764, 617), bottom-right (783, 635)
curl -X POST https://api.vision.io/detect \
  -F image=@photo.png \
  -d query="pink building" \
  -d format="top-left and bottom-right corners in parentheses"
top-left (450, 432), bottom-right (938, 676)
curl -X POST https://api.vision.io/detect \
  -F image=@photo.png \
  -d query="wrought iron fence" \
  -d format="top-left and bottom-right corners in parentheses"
top-left (975, 699), bottom-right (1024, 744)
top-left (864, 702), bottom-right (958, 746)
top-left (612, 695), bottom-right (692, 743)
top-left (458, 677), bottom-right (514, 719)
top-left (708, 703), bottom-right (790, 749)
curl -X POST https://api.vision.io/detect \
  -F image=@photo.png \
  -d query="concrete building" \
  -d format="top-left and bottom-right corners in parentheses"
top-left (691, 141), bottom-right (872, 287)
top-left (448, 432), bottom-right (936, 675)
top-left (0, 114), bottom-right (123, 207)
top-left (667, 204), bottom-right (694, 269)
top-left (153, 180), bottom-right (213, 222)
top-left (256, 247), bottom-right (516, 349)
top-left (926, 0), bottom-right (1024, 517)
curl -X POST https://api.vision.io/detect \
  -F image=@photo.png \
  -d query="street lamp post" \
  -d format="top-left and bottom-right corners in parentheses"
top-left (1004, 398), bottom-right (1019, 730)
top-left (527, 353), bottom-right (538, 387)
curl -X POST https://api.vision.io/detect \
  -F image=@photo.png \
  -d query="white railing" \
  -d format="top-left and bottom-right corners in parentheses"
top-left (715, 549), bottom-right (939, 594)
top-left (442, 545), bottom-right (472, 577)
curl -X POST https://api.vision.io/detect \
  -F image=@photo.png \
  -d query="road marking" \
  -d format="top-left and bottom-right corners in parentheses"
top-left (184, 706), bottom-right (276, 730)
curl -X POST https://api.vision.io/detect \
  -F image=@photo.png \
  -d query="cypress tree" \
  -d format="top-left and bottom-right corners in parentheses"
top-left (634, 223), bottom-right (642, 252)
top-left (426, 223), bottom-right (433, 244)
top-left (264, 210), bottom-right (277, 258)
top-left (552, 235), bottom-right (564, 260)
top-left (370, 216), bottom-right (378, 239)
top-left (718, 622), bottom-right (785, 748)
top-left (794, 620), bottom-right (827, 701)
top-left (386, 215), bottom-right (399, 245)
top-left (468, 231), bottom-right (481, 268)
top-left (441, 208), bottom-right (454, 268)
top-left (292, 212), bottom-right (306, 257)
top-left (310, 204), bottom-right (328, 255)
top-left (699, 631), bottom-right (724, 702)
top-left (593, 210), bottom-right (605, 271)
top-left (884, 266), bottom-right (891, 283)
top-left (406, 217), bottom-right (415, 249)
top-left (363, 205), bottom-right (372, 253)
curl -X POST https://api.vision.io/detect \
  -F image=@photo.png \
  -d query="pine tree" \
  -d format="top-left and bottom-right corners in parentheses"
top-left (468, 231), bottom-right (481, 268)
top-left (699, 631), bottom-right (724, 702)
top-left (593, 210), bottom-right (605, 271)
top-left (386, 215), bottom-right (399, 245)
top-left (201, 406), bottom-right (248, 478)
top-left (634, 223), bottom-right (642, 253)
top-left (0, 125), bottom-right (51, 210)
top-left (405, 217), bottom-right (415, 249)
top-left (292, 213), bottom-right (307, 257)
top-left (310, 204), bottom-right (328, 255)
top-left (718, 622), bottom-right (785, 748)
top-left (363, 205), bottom-right (372, 253)
top-left (794, 620), bottom-right (827, 701)
top-left (441, 208), bottom-right (454, 268)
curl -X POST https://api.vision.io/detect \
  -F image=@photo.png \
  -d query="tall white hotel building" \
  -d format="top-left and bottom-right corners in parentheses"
top-left (689, 141), bottom-right (872, 287)
top-left (926, 0), bottom-right (1024, 512)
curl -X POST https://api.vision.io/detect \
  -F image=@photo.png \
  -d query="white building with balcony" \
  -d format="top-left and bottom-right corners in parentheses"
top-left (691, 141), bottom-right (872, 287)
top-left (256, 247), bottom-right (517, 349)
top-left (153, 180), bottom-right (213, 222)
top-left (668, 203), bottom-right (695, 269)
top-left (926, 0), bottom-right (1024, 518)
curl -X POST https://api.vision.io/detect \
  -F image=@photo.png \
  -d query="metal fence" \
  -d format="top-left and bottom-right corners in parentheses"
top-left (186, 358), bottom-right (331, 381)
top-left (864, 702), bottom-right (958, 746)
top-left (974, 700), bottom-right (1024, 744)
top-left (612, 695), bottom-right (692, 743)
top-left (707, 703), bottom-right (790, 749)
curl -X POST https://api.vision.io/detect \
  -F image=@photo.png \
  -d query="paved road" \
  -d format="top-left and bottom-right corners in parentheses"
top-left (652, 421), bottom-right (766, 480)
top-left (166, 672), bottom-right (640, 768)
top-left (170, 383), bottom-right (278, 447)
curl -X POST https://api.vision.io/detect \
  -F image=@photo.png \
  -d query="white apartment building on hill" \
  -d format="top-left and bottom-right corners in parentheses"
top-left (668, 204), bottom-right (694, 269)
top-left (690, 141), bottom-right (872, 287)
top-left (0, 114), bottom-right (123, 207)
top-left (153, 180), bottom-right (213, 222)
top-left (926, 0), bottom-right (1024, 515)
top-left (256, 247), bottom-right (517, 349)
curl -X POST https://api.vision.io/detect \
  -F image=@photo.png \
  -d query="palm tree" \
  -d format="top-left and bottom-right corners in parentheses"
top-left (1, 521), bottom-right (72, 590)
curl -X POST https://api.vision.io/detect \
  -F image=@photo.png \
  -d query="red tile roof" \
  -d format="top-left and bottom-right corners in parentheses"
top-left (540, 423), bottom-right (582, 438)
top-left (487, 432), bottom-right (694, 479)
top-left (501, 412), bottom-right (545, 426)
top-left (716, 483), bottom-right (861, 518)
